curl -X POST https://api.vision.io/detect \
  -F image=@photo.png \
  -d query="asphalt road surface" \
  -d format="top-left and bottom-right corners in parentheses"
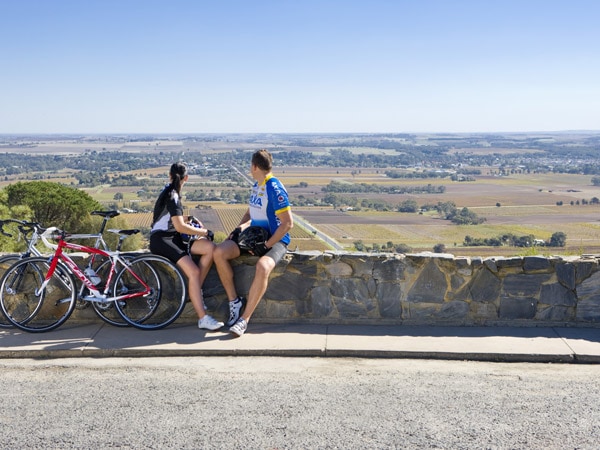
top-left (1, 357), bottom-right (599, 449)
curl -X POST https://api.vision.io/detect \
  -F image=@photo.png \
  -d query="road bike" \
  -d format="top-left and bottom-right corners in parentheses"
top-left (0, 211), bottom-right (138, 328)
top-left (0, 226), bottom-right (187, 333)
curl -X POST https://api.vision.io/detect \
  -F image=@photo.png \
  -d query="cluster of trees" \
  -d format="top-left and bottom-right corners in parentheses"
top-left (385, 170), bottom-right (453, 179)
top-left (322, 180), bottom-right (446, 195)
top-left (420, 201), bottom-right (485, 225)
top-left (446, 207), bottom-right (486, 225)
top-left (556, 197), bottom-right (600, 206)
top-left (0, 150), bottom-right (180, 181)
top-left (0, 181), bottom-right (141, 252)
top-left (353, 240), bottom-right (412, 254)
top-left (463, 232), bottom-right (566, 248)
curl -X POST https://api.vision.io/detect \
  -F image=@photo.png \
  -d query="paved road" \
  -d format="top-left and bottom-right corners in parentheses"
top-left (1, 357), bottom-right (599, 449)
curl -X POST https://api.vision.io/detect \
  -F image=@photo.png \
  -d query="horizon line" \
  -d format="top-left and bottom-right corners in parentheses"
top-left (2, 130), bottom-right (600, 137)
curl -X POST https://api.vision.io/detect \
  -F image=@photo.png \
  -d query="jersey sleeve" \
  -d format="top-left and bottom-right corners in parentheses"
top-left (267, 177), bottom-right (290, 214)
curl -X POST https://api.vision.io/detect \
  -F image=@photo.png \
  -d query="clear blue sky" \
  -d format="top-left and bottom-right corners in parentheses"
top-left (1, 0), bottom-right (599, 134)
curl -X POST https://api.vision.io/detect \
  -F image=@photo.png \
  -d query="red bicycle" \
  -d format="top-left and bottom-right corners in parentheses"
top-left (0, 227), bottom-right (187, 332)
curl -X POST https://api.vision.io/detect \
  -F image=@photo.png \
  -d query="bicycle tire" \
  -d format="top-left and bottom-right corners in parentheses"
top-left (0, 255), bottom-right (21, 328)
top-left (90, 254), bottom-right (151, 327)
top-left (114, 254), bottom-right (187, 330)
top-left (0, 257), bottom-right (77, 333)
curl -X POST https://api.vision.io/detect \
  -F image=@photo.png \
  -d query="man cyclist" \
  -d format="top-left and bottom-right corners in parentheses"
top-left (213, 149), bottom-right (293, 337)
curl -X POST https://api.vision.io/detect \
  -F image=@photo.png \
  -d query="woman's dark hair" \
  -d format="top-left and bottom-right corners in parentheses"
top-left (170, 162), bottom-right (188, 194)
top-left (251, 149), bottom-right (273, 172)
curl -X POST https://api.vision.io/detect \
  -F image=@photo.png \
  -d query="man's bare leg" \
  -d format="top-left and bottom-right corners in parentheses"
top-left (213, 239), bottom-right (240, 301)
top-left (242, 256), bottom-right (276, 321)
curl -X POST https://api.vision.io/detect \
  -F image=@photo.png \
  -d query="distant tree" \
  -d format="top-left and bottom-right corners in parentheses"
top-left (496, 202), bottom-right (501, 207)
top-left (395, 243), bottom-right (412, 254)
top-left (397, 199), bottom-right (418, 213)
top-left (353, 240), bottom-right (365, 252)
top-left (433, 243), bottom-right (446, 253)
top-left (592, 176), bottom-right (600, 186)
top-left (448, 207), bottom-right (485, 225)
top-left (113, 192), bottom-right (124, 201)
top-left (549, 231), bottom-right (567, 247)
top-left (2, 181), bottom-right (101, 232)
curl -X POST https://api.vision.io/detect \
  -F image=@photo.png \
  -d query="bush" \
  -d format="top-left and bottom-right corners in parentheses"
top-left (433, 243), bottom-right (446, 253)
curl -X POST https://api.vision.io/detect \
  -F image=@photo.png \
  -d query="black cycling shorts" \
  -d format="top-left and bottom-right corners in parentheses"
top-left (149, 231), bottom-right (188, 264)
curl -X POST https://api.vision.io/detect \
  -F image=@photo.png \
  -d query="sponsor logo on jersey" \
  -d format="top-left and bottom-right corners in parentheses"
top-left (250, 194), bottom-right (263, 206)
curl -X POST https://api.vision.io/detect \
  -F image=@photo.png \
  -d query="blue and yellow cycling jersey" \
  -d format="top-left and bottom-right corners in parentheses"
top-left (249, 174), bottom-right (291, 245)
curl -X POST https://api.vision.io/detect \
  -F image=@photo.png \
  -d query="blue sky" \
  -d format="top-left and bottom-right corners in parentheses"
top-left (1, 0), bottom-right (599, 134)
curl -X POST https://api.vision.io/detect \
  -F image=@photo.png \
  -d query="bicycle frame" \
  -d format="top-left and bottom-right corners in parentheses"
top-left (39, 235), bottom-right (150, 304)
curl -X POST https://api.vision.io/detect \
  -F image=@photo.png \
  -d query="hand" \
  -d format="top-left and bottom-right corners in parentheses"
top-left (206, 230), bottom-right (214, 241)
top-left (188, 216), bottom-right (203, 227)
top-left (251, 242), bottom-right (269, 257)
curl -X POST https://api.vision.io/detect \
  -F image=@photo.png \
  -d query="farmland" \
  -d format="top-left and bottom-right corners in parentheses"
top-left (106, 168), bottom-right (600, 256)
top-left (2, 132), bottom-right (600, 256)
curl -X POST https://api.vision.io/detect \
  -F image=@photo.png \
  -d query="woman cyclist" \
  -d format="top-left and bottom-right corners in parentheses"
top-left (149, 162), bottom-right (223, 330)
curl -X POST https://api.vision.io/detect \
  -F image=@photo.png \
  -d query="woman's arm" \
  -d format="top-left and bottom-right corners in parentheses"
top-left (171, 215), bottom-right (211, 238)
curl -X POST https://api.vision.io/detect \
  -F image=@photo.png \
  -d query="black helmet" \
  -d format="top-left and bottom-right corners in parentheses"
top-left (237, 226), bottom-right (270, 252)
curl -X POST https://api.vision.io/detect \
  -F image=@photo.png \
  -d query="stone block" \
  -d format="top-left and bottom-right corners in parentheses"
top-left (540, 283), bottom-right (576, 306)
top-left (468, 267), bottom-right (501, 303)
top-left (556, 262), bottom-right (576, 290)
top-left (503, 273), bottom-right (550, 297)
top-left (266, 271), bottom-right (314, 301)
top-left (376, 282), bottom-right (402, 318)
top-left (372, 258), bottom-right (406, 282)
top-left (523, 256), bottom-right (551, 272)
top-left (499, 296), bottom-right (537, 319)
top-left (406, 260), bottom-right (447, 303)
top-left (575, 260), bottom-right (597, 284)
top-left (471, 302), bottom-right (498, 321)
top-left (311, 285), bottom-right (333, 318)
top-left (576, 297), bottom-right (600, 322)
top-left (536, 305), bottom-right (574, 322)
top-left (440, 301), bottom-right (469, 320)
top-left (496, 257), bottom-right (523, 270)
top-left (325, 262), bottom-right (353, 277)
top-left (576, 271), bottom-right (600, 301)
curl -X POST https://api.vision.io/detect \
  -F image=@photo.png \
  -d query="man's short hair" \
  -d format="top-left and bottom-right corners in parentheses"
top-left (252, 149), bottom-right (273, 172)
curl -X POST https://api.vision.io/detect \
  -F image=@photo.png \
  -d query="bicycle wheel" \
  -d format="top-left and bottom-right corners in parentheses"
top-left (114, 254), bottom-right (187, 330)
top-left (0, 255), bottom-right (20, 328)
top-left (0, 257), bottom-right (77, 333)
top-left (89, 253), bottom-right (150, 327)
top-left (89, 256), bottom-right (132, 327)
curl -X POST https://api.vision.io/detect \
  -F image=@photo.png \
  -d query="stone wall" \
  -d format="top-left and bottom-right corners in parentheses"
top-left (198, 251), bottom-right (600, 327)
top-left (72, 251), bottom-right (600, 327)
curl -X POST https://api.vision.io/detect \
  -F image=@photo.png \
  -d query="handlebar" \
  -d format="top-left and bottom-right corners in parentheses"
top-left (40, 227), bottom-right (63, 250)
top-left (0, 219), bottom-right (44, 238)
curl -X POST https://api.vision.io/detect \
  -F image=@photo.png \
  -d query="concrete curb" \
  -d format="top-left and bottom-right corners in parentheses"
top-left (1, 322), bottom-right (600, 363)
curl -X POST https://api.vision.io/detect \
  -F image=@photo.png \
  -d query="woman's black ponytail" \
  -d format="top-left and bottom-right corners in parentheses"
top-left (169, 162), bottom-right (187, 194)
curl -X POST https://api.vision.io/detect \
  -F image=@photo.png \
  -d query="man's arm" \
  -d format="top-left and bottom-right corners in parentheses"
top-left (228, 208), bottom-right (252, 240)
top-left (265, 208), bottom-right (293, 249)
